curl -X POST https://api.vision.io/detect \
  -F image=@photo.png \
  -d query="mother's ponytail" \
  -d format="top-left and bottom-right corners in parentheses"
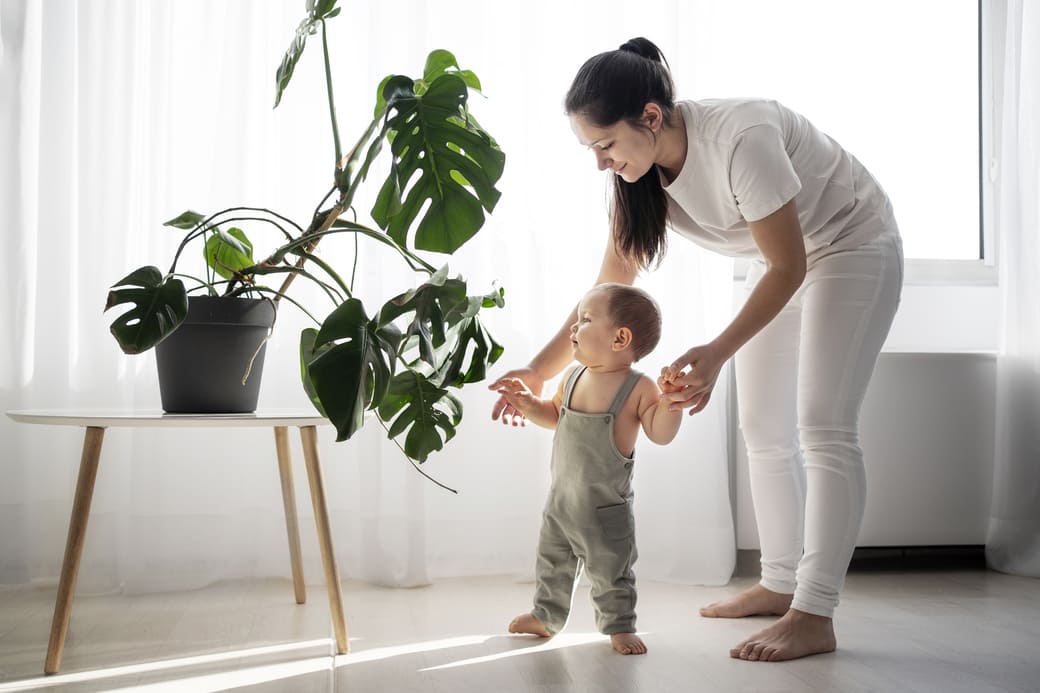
top-left (565, 37), bottom-right (676, 270)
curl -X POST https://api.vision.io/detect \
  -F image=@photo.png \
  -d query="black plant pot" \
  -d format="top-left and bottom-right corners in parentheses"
top-left (155, 295), bottom-right (277, 413)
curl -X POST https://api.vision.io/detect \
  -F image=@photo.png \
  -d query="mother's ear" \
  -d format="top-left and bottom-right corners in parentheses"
top-left (641, 103), bottom-right (664, 133)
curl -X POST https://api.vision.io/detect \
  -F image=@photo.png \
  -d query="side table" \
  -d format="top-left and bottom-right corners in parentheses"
top-left (5, 410), bottom-right (349, 674)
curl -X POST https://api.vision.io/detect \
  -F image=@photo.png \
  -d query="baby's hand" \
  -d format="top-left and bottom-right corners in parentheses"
top-left (658, 366), bottom-right (686, 395)
top-left (495, 377), bottom-right (534, 398)
top-left (495, 377), bottom-right (537, 415)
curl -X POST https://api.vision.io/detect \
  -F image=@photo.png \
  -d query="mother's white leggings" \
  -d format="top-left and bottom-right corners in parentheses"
top-left (736, 228), bottom-right (903, 618)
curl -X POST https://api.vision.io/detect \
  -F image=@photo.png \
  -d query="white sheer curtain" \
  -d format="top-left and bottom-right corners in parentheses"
top-left (0, 0), bottom-right (734, 595)
top-left (986, 0), bottom-right (1040, 577)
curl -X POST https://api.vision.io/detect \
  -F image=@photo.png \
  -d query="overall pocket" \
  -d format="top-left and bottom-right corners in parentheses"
top-left (596, 501), bottom-right (634, 540)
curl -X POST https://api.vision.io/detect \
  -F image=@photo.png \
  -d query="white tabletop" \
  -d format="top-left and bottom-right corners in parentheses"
top-left (6, 409), bottom-right (328, 428)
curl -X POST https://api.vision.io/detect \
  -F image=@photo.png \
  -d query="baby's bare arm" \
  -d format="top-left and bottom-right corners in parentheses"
top-left (637, 376), bottom-right (682, 444)
top-left (495, 376), bottom-right (563, 429)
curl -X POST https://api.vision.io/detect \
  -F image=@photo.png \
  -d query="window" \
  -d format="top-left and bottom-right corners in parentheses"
top-left (666, 0), bottom-right (981, 261)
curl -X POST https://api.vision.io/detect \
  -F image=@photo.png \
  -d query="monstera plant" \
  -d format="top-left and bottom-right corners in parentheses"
top-left (104, 0), bottom-right (505, 466)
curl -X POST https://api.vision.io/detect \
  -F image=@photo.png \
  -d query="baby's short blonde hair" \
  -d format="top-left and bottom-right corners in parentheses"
top-left (593, 283), bottom-right (662, 361)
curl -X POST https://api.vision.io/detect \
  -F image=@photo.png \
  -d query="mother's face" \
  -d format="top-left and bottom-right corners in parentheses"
top-left (569, 112), bottom-right (657, 184)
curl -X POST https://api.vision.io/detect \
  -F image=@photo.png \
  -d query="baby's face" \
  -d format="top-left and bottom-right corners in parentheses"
top-left (570, 289), bottom-right (618, 365)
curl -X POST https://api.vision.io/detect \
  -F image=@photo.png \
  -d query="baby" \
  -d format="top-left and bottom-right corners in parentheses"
top-left (493, 282), bottom-right (682, 655)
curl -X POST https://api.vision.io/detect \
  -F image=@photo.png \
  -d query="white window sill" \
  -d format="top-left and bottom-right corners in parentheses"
top-left (903, 259), bottom-right (996, 286)
top-left (732, 258), bottom-right (997, 286)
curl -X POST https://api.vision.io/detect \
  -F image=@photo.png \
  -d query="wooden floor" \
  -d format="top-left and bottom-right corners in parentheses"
top-left (0, 568), bottom-right (1037, 692)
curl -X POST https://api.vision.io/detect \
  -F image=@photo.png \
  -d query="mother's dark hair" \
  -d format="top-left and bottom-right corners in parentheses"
top-left (565, 37), bottom-right (676, 270)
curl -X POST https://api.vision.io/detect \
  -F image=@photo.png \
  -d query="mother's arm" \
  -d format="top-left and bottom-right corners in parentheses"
top-left (663, 200), bottom-right (806, 414)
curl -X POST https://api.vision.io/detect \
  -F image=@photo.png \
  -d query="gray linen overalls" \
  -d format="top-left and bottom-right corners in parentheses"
top-left (530, 366), bottom-right (642, 636)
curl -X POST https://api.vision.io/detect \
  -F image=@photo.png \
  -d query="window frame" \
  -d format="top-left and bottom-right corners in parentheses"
top-left (908, 0), bottom-right (995, 286)
top-left (734, 0), bottom-right (995, 286)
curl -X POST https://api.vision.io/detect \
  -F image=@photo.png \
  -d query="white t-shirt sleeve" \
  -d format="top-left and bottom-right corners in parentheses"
top-left (728, 124), bottom-right (802, 223)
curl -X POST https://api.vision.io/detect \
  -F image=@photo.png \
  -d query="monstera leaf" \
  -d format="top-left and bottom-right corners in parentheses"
top-left (105, 267), bottom-right (188, 354)
top-left (162, 210), bottom-right (255, 282)
top-left (377, 268), bottom-right (504, 387)
top-left (302, 298), bottom-right (402, 442)
top-left (204, 227), bottom-right (254, 279)
top-left (372, 69), bottom-right (505, 254)
top-left (432, 291), bottom-right (505, 388)
top-left (298, 328), bottom-right (330, 417)
top-left (274, 0), bottom-right (341, 108)
top-left (376, 266), bottom-right (469, 367)
top-left (372, 49), bottom-right (483, 117)
top-left (163, 210), bottom-right (207, 230)
top-left (377, 370), bottom-right (463, 463)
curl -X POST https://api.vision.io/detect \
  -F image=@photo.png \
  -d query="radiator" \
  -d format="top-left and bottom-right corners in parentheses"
top-left (734, 352), bottom-right (997, 548)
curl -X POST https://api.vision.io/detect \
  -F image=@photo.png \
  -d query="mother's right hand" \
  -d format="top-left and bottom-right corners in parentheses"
top-left (488, 367), bottom-right (545, 426)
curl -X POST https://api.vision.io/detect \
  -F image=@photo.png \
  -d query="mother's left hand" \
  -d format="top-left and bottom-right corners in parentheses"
top-left (660, 343), bottom-right (727, 415)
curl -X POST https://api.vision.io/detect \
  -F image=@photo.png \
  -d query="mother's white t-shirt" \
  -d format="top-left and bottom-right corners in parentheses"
top-left (662, 99), bottom-right (897, 265)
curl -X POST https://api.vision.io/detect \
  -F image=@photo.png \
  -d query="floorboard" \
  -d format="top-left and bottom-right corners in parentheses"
top-left (0, 569), bottom-right (1037, 692)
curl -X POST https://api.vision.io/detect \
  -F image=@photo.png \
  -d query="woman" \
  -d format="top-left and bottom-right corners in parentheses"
top-left (489, 37), bottom-right (903, 662)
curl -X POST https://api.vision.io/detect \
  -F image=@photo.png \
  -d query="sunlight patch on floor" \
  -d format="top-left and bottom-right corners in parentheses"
top-left (333, 634), bottom-right (496, 667)
top-left (418, 631), bottom-right (624, 671)
top-left (104, 657), bottom-right (331, 692)
top-left (0, 639), bottom-right (331, 692)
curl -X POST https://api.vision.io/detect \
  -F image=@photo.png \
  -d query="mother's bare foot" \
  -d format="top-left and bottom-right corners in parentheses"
top-left (508, 613), bottom-right (551, 637)
top-left (700, 584), bottom-right (792, 618)
top-left (730, 609), bottom-right (836, 661)
top-left (611, 633), bottom-right (647, 655)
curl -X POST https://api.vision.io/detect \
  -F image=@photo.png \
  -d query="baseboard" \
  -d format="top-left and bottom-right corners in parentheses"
top-left (848, 545), bottom-right (986, 571)
top-left (735, 545), bottom-right (987, 577)
top-left (734, 549), bottom-right (761, 577)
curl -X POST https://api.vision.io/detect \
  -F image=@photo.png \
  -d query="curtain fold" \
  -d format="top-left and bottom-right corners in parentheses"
top-left (985, 0), bottom-right (1040, 577)
top-left (0, 0), bottom-right (734, 594)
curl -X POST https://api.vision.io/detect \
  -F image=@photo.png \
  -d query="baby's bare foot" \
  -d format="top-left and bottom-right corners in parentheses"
top-left (730, 609), bottom-right (836, 662)
top-left (508, 613), bottom-right (551, 637)
top-left (700, 584), bottom-right (792, 618)
top-left (611, 632), bottom-right (647, 655)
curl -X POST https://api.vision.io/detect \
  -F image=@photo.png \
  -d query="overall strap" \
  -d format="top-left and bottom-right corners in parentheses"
top-left (562, 366), bottom-right (587, 408)
top-left (607, 370), bottom-right (643, 415)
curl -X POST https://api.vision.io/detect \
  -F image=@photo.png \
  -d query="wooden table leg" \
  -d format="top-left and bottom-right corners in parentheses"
top-left (299, 425), bottom-right (348, 654)
top-left (274, 426), bottom-right (307, 605)
top-left (45, 426), bottom-right (105, 675)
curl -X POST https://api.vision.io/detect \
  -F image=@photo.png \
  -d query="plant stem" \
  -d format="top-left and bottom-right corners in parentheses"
top-left (339, 115), bottom-right (381, 196)
top-left (172, 272), bottom-right (216, 295)
top-left (321, 19), bottom-right (342, 172)
top-left (170, 207), bottom-right (303, 274)
top-left (247, 286), bottom-right (323, 326)
top-left (204, 215), bottom-right (297, 242)
top-left (351, 226), bottom-right (359, 291)
top-left (272, 200), bottom-right (345, 302)
top-left (312, 185), bottom-right (338, 225)
top-left (299, 248), bottom-right (352, 299)
top-left (266, 54), bottom-right (360, 304)
top-left (329, 220), bottom-right (437, 273)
